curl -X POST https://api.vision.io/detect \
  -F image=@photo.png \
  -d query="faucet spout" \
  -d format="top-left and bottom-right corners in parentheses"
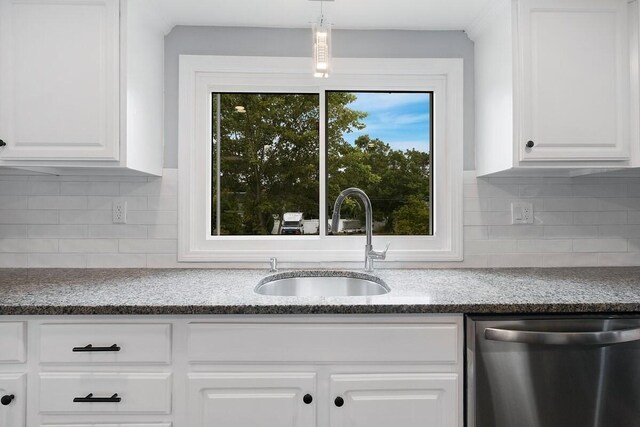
top-left (331, 187), bottom-right (388, 271)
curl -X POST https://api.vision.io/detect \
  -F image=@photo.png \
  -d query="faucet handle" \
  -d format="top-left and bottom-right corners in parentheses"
top-left (269, 257), bottom-right (278, 273)
top-left (369, 242), bottom-right (390, 260)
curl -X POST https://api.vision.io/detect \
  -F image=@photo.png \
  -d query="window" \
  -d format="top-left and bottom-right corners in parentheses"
top-left (179, 56), bottom-right (463, 264)
top-left (211, 93), bottom-right (320, 236)
top-left (210, 90), bottom-right (433, 238)
top-left (326, 91), bottom-right (433, 236)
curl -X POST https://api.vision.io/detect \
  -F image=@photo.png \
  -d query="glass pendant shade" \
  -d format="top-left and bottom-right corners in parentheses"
top-left (313, 18), bottom-right (331, 78)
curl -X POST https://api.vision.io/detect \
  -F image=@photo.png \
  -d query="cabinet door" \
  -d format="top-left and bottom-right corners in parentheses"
top-left (0, 373), bottom-right (26, 427)
top-left (0, 0), bottom-right (119, 161)
top-left (188, 372), bottom-right (316, 427)
top-left (330, 373), bottom-right (458, 427)
top-left (518, 0), bottom-right (629, 162)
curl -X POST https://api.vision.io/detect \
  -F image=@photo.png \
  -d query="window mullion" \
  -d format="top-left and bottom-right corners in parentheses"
top-left (216, 93), bottom-right (221, 236)
top-left (319, 89), bottom-right (327, 238)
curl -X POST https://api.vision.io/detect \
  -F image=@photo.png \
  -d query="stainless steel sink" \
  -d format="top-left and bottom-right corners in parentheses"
top-left (255, 272), bottom-right (390, 297)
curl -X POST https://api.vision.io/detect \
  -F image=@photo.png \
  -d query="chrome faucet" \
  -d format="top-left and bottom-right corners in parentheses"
top-left (269, 257), bottom-right (278, 273)
top-left (331, 187), bottom-right (390, 272)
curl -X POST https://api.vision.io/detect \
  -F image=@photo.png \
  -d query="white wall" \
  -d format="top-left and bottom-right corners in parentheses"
top-left (3, 169), bottom-right (640, 268)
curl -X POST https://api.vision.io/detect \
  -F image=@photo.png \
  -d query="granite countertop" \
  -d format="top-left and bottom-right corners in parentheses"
top-left (1, 267), bottom-right (640, 315)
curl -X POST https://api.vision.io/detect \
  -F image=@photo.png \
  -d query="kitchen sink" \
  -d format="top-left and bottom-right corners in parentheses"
top-left (255, 271), bottom-right (390, 297)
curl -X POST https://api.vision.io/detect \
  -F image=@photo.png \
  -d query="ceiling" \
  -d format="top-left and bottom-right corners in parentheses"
top-left (156, 0), bottom-right (493, 32)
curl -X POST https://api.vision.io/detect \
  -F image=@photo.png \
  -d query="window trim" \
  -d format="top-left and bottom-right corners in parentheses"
top-left (178, 55), bottom-right (463, 263)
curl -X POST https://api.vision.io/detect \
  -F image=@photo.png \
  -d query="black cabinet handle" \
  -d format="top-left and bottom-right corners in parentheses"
top-left (1, 395), bottom-right (14, 406)
top-left (303, 393), bottom-right (313, 404)
top-left (72, 344), bottom-right (120, 352)
top-left (0, 140), bottom-right (6, 147)
top-left (73, 393), bottom-right (121, 403)
top-left (334, 396), bottom-right (344, 407)
top-left (526, 140), bottom-right (535, 148)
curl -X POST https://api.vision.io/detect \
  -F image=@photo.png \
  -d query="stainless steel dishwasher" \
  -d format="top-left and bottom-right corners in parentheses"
top-left (467, 315), bottom-right (640, 427)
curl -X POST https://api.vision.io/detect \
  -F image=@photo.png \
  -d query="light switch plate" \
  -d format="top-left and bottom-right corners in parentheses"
top-left (511, 202), bottom-right (533, 224)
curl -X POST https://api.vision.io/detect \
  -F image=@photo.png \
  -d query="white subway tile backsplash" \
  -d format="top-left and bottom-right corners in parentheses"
top-left (0, 210), bottom-right (58, 224)
top-left (0, 253), bottom-right (28, 268)
top-left (87, 253), bottom-right (147, 268)
top-left (0, 225), bottom-right (26, 238)
top-left (543, 198), bottom-right (601, 212)
top-left (59, 239), bottom-right (119, 253)
top-left (516, 239), bottom-right (573, 253)
top-left (533, 212), bottom-right (573, 225)
top-left (598, 252), bottom-right (640, 266)
top-left (488, 225), bottom-right (544, 239)
top-left (487, 253), bottom-right (544, 267)
top-left (28, 253), bottom-right (86, 268)
top-left (573, 211), bottom-right (627, 225)
top-left (543, 253), bottom-right (599, 267)
top-left (87, 225), bottom-right (147, 239)
top-left (27, 225), bottom-right (87, 238)
top-left (3, 169), bottom-right (640, 268)
top-left (28, 196), bottom-right (87, 210)
top-left (463, 226), bottom-right (488, 240)
top-left (520, 184), bottom-right (572, 198)
top-left (572, 239), bottom-right (627, 253)
top-left (147, 225), bottom-right (178, 239)
top-left (126, 211), bottom-right (177, 225)
top-left (28, 181), bottom-right (60, 195)
top-left (60, 182), bottom-right (120, 196)
top-left (147, 196), bottom-right (178, 211)
top-left (544, 225), bottom-right (599, 239)
top-left (0, 196), bottom-right (28, 209)
top-left (0, 181), bottom-right (29, 195)
top-left (59, 210), bottom-right (112, 225)
top-left (118, 239), bottom-right (177, 254)
top-left (465, 239), bottom-right (518, 254)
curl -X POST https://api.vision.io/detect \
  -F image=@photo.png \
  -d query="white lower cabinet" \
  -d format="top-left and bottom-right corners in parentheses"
top-left (188, 373), bottom-right (316, 427)
top-left (13, 315), bottom-right (462, 427)
top-left (330, 373), bottom-right (458, 427)
top-left (0, 373), bottom-right (26, 427)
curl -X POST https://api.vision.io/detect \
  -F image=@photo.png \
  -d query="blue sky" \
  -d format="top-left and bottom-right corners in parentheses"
top-left (342, 92), bottom-right (431, 153)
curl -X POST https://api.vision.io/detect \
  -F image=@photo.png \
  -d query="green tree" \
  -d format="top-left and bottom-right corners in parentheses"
top-left (392, 196), bottom-right (430, 235)
top-left (214, 92), bottom-right (366, 235)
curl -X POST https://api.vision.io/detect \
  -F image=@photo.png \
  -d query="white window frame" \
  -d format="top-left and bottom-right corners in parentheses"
top-left (178, 55), bottom-right (463, 264)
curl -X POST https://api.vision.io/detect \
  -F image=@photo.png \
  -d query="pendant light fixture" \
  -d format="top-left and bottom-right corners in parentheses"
top-left (312, 0), bottom-right (331, 78)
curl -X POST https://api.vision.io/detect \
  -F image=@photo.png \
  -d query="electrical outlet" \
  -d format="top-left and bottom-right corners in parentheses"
top-left (113, 200), bottom-right (127, 224)
top-left (511, 202), bottom-right (533, 224)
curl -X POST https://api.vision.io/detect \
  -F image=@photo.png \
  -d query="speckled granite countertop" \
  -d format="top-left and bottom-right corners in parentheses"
top-left (1, 267), bottom-right (640, 315)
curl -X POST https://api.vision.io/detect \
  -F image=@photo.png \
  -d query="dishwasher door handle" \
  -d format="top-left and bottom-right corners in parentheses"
top-left (484, 327), bottom-right (640, 345)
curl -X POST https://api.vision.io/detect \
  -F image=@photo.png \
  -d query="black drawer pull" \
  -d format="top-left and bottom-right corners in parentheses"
top-left (1, 394), bottom-right (14, 406)
top-left (72, 344), bottom-right (120, 352)
top-left (73, 393), bottom-right (121, 403)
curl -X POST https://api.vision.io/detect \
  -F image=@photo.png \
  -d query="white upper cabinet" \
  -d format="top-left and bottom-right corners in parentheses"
top-left (0, 0), bottom-right (165, 175)
top-left (0, 0), bottom-right (120, 161)
top-left (470, 0), bottom-right (634, 176)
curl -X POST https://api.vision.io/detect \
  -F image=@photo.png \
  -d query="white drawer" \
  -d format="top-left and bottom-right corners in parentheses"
top-left (188, 322), bottom-right (459, 363)
top-left (0, 322), bottom-right (25, 363)
top-left (39, 324), bottom-right (171, 364)
top-left (39, 373), bottom-right (172, 414)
